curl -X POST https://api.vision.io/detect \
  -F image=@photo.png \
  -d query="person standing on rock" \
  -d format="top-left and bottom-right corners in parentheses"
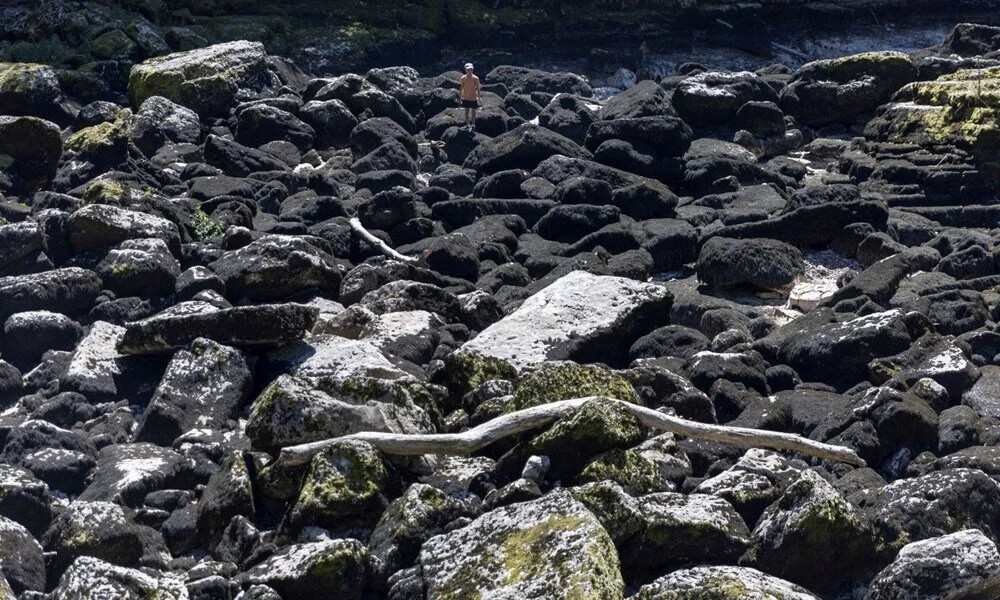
top-left (460, 63), bottom-right (480, 131)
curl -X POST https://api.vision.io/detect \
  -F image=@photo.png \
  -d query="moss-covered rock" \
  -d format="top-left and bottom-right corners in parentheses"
top-left (744, 469), bottom-right (874, 592)
top-left (866, 67), bottom-right (1000, 180)
top-left (569, 480), bottom-right (646, 546)
top-left (127, 40), bottom-right (270, 117)
top-left (89, 30), bottom-right (137, 61)
top-left (418, 490), bottom-right (624, 600)
top-left (510, 362), bottom-right (638, 412)
top-left (245, 374), bottom-right (434, 454)
top-left (526, 397), bottom-right (646, 481)
top-left (574, 480), bottom-right (750, 587)
top-left (237, 539), bottom-right (370, 600)
top-left (50, 556), bottom-right (187, 600)
top-left (289, 440), bottom-right (395, 532)
top-left (368, 483), bottom-right (481, 585)
top-left (578, 433), bottom-right (690, 494)
top-left (0, 63), bottom-right (61, 115)
top-left (442, 351), bottom-right (518, 398)
top-left (628, 492), bottom-right (751, 585)
top-left (781, 51), bottom-right (917, 125)
top-left (81, 178), bottom-right (128, 206)
top-left (637, 565), bottom-right (821, 600)
top-left (64, 109), bottom-right (134, 167)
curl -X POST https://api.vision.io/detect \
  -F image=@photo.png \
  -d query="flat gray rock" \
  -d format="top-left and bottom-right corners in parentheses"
top-left (459, 270), bottom-right (671, 369)
top-left (963, 365), bottom-right (1000, 419)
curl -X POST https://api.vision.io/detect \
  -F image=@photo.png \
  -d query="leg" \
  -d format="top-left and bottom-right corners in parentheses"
top-left (470, 107), bottom-right (477, 129)
top-left (464, 107), bottom-right (471, 127)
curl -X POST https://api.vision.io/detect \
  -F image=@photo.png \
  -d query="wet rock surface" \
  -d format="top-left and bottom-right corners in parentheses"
top-left (0, 13), bottom-right (999, 600)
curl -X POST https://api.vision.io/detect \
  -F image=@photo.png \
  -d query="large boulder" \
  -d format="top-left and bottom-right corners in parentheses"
top-left (0, 268), bottom-right (102, 322)
top-left (851, 468), bottom-right (1000, 557)
top-left (1, 310), bottom-right (83, 371)
top-left (41, 500), bottom-right (143, 579)
top-left (204, 133), bottom-right (288, 176)
top-left (132, 338), bottom-right (252, 444)
top-left (245, 374), bottom-right (432, 453)
top-left (118, 302), bottom-right (317, 354)
top-left (416, 491), bottom-right (623, 600)
top-left (459, 270), bottom-right (672, 369)
top-left (0, 516), bottom-right (44, 594)
top-left (745, 469), bottom-right (873, 591)
top-left (0, 63), bottom-right (60, 116)
top-left (709, 200), bottom-right (889, 247)
top-left (598, 80), bottom-right (676, 120)
top-left (0, 221), bottom-right (44, 272)
top-left (289, 440), bottom-right (393, 531)
top-left (67, 203), bottom-right (181, 254)
top-left (865, 66), bottom-right (1000, 178)
top-left (464, 123), bottom-right (592, 174)
top-left (637, 565), bottom-right (820, 600)
top-left (49, 556), bottom-right (186, 600)
top-left (865, 529), bottom-right (1000, 600)
top-left (696, 237), bottom-right (804, 292)
top-left (781, 51), bottom-right (918, 125)
top-left (486, 65), bottom-right (593, 97)
top-left (0, 116), bottom-right (62, 196)
top-left (368, 483), bottom-right (481, 584)
top-left (77, 443), bottom-right (186, 504)
top-left (236, 104), bottom-right (315, 152)
top-left (127, 41), bottom-right (271, 117)
top-left (208, 235), bottom-right (343, 301)
top-left (771, 310), bottom-right (913, 390)
top-left (585, 115), bottom-right (692, 157)
top-left (673, 71), bottom-right (779, 127)
top-left (236, 539), bottom-right (370, 600)
top-left (130, 95), bottom-right (201, 157)
top-left (301, 99), bottom-right (358, 149)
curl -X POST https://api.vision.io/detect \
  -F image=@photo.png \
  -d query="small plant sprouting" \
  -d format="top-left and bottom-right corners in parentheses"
top-left (190, 208), bottom-right (226, 241)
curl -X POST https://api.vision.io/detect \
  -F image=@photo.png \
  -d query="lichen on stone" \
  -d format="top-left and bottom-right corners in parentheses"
top-left (510, 362), bottom-right (638, 412)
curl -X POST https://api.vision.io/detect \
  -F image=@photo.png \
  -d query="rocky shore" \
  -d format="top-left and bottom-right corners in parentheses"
top-left (2, 5), bottom-right (1000, 600)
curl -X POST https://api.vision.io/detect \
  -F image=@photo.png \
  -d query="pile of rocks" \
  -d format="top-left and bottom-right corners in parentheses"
top-left (1, 21), bottom-right (1000, 600)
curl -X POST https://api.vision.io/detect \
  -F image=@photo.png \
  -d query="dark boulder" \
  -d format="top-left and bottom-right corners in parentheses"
top-left (696, 237), bottom-right (804, 291)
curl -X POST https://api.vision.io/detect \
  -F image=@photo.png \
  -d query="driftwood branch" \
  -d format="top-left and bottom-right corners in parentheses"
top-left (349, 217), bottom-right (426, 264)
top-left (771, 42), bottom-right (810, 61)
top-left (278, 396), bottom-right (866, 468)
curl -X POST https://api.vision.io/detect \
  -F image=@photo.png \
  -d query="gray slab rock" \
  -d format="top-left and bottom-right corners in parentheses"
top-left (0, 267), bottom-right (102, 322)
top-left (133, 338), bottom-right (251, 445)
top-left (964, 366), bottom-right (1000, 419)
top-left (127, 40), bottom-right (270, 117)
top-left (459, 270), bottom-right (671, 370)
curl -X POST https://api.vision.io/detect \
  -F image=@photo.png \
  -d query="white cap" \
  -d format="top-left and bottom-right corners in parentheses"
top-left (464, 63), bottom-right (473, 70)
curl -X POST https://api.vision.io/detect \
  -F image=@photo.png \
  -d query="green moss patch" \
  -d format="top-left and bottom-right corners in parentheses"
top-left (510, 362), bottom-right (638, 412)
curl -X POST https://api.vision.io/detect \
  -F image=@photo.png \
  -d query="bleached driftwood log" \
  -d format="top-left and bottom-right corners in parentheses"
top-left (349, 217), bottom-right (426, 264)
top-left (278, 396), bottom-right (867, 467)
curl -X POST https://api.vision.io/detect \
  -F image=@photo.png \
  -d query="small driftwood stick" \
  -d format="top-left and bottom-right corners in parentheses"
top-left (277, 396), bottom-right (867, 468)
top-left (349, 217), bottom-right (425, 264)
top-left (772, 42), bottom-right (810, 61)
